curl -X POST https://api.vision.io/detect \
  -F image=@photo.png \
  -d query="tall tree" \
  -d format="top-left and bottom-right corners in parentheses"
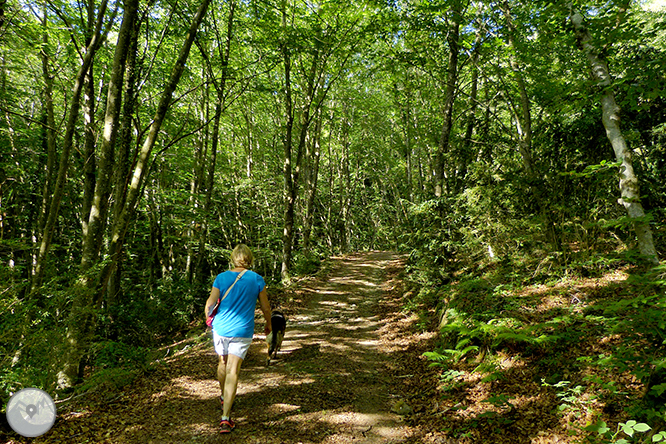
top-left (302, 107), bottom-right (323, 252)
top-left (194, 0), bottom-right (237, 289)
top-left (500, 0), bottom-right (560, 249)
top-left (80, 0), bottom-right (139, 281)
top-left (570, 6), bottom-right (659, 265)
top-left (57, 0), bottom-right (212, 388)
top-left (36, 2), bottom-right (58, 254)
top-left (277, 0), bottom-right (366, 280)
top-left (434, 0), bottom-right (462, 198)
top-left (32, 0), bottom-right (110, 292)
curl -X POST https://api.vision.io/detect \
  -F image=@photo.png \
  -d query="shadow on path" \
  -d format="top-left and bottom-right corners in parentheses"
top-left (113, 251), bottom-right (410, 444)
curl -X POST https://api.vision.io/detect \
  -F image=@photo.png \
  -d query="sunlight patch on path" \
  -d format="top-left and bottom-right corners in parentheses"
top-left (324, 412), bottom-right (409, 442)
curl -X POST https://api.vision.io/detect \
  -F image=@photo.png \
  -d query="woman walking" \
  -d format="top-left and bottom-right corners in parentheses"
top-left (204, 244), bottom-right (272, 433)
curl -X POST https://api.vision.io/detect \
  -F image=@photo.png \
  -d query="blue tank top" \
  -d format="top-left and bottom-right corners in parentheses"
top-left (211, 270), bottom-right (266, 338)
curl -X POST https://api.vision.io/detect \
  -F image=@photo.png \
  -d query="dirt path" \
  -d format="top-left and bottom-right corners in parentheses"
top-left (8, 251), bottom-right (416, 444)
top-left (227, 251), bottom-right (411, 443)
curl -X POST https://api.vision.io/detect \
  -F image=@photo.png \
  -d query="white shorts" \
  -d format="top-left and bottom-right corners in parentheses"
top-left (213, 332), bottom-right (252, 359)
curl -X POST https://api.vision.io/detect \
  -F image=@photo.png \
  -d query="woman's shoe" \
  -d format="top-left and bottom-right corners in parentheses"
top-left (219, 418), bottom-right (235, 433)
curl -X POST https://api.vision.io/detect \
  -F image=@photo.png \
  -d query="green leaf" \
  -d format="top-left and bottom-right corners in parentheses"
top-left (650, 383), bottom-right (666, 397)
top-left (619, 420), bottom-right (651, 437)
top-left (584, 420), bottom-right (609, 435)
top-left (653, 431), bottom-right (666, 442)
top-left (634, 423), bottom-right (652, 433)
top-left (621, 423), bottom-right (635, 437)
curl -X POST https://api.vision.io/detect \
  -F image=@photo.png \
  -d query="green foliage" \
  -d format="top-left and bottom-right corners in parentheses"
top-left (410, 205), bottom-right (666, 437)
top-left (90, 341), bottom-right (149, 370)
top-left (584, 419), bottom-right (663, 444)
top-left (99, 276), bottom-right (202, 346)
top-left (423, 337), bottom-right (480, 366)
top-left (483, 394), bottom-right (514, 411)
top-left (542, 380), bottom-right (593, 414)
top-left (561, 160), bottom-right (623, 178)
top-left (76, 341), bottom-right (154, 396)
top-left (0, 296), bottom-right (68, 397)
top-left (293, 252), bottom-right (323, 276)
top-left (76, 367), bottom-right (141, 397)
top-left (438, 369), bottom-right (466, 390)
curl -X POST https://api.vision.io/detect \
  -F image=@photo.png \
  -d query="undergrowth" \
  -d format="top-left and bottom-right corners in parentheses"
top-left (405, 243), bottom-right (666, 442)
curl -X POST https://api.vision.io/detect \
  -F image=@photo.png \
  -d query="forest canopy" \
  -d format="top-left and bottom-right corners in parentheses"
top-left (1, 0), bottom-right (664, 408)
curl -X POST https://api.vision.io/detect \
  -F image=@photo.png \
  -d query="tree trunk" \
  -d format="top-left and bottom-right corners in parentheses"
top-left (56, 0), bottom-right (138, 387)
top-left (195, 98), bottom-right (220, 288)
top-left (80, 0), bottom-right (138, 280)
top-left (80, 63), bottom-right (96, 244)
top-left (571, 8), bottom-right (659, 265)
top-left (397, 76), bottom-right (414, 201)
top-left (456, 26), bottom-right (482, 193)
top-left (434, 0), bottom-right (461, 198)
top-left (107, 5), bottom-right (143, 307)
top-left (339, 118), bottom-right (351, 252)
top-left (80, 0), bottom-right (97, 249)
top-left (195, 0), bottom-right (235, 289)
top-left (281, 30), bottom-right (329, 279)
top-left (502, 5), bottom-right (534, 176)
top-left (326, 116), bottom-right (335, 249)
top-left (32, 0), bottom-right (108, 293)
top-left (279, 1), bottom-right (297, 282)
top-left (36, 7), bottom-right (58, 258)
top-left (104, 0), bottom-right (211, 283)
top-left (278, 5), bottom-right (356, 277)
top-left (57, 0), bottom-right (211, 388)
top-left (186, 79), bottom-right (208, 283)
top-left (502, 1), bottom-right (560, 250)
top-left (303, 110), bottom-right (322, 252)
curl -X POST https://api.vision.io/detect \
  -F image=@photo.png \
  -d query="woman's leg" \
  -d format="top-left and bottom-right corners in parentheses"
top-left (213, 333), bottom-right (228, 397)
top-left (222, 354), bottom-right (243, 418)
top-left (217, 354), bottom-right (228, 394)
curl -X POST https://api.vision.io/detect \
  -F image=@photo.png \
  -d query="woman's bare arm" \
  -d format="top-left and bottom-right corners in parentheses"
top-left (258, 288), bottom-right (272, 334)
top-left (205, 287), bottom-right (220, 319)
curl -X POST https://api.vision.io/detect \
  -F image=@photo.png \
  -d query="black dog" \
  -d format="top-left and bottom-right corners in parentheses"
top-left (266, 310), bottom-right (286, 366)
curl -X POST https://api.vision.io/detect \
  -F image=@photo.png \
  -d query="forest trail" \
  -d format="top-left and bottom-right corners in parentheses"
top-left (14, 251), bottom-right (418, 444)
